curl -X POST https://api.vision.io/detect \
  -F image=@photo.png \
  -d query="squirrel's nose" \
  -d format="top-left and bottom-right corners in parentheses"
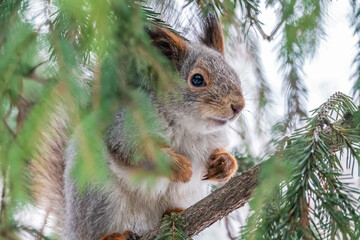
top-left (231, 99), bottom-right (245, 114)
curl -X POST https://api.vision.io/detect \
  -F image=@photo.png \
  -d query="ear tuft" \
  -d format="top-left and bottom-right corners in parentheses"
top-left (147, 26), bottom-right (188, 69)
top-left (200, 14), bottom-right (225, 55)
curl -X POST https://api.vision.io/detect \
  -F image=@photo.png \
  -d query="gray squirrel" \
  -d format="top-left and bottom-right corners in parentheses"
top-left (32, 14), bottom-right (245, 240)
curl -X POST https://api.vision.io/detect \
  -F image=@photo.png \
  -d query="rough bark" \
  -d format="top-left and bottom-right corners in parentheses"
top-left (140, 164), bottom-right (260, 240)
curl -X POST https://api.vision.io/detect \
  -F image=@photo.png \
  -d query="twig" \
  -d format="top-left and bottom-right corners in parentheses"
top-left (246, 4), bottom-right (284, 42)
top-left (0, 178), bottom-right (6, 224)
top-left (37, 209), bottom-right (50, 240)
top-left (224, 216), bottom-right (235, 240)
top-left (253, 18), bottom-right (284, 41)
top-left (2, 106), bottom-right (16, 138)
top-left (28, 61), bottom-right (48, 74)
top-left (253, 20), bottom-right (268, 40)
top-left (229, 125), bottom-right (245, 140)
top-left (24, 61), bottom-right (48, 84)
top-left (2, 117), bottom-right (16, 138)
top-left (16, 96), bottom-right (34, 133)
top-left (268, 19), bottom-right (284, 40)
top-left (19, 225), bottom-right (48, 240)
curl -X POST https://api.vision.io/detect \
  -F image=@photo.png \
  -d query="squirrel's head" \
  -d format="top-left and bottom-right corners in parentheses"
top-left (148, 15), bottom-right (244, 133)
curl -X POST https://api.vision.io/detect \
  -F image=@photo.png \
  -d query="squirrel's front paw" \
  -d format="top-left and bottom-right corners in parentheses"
top-left (169, 153), bottom-right (192, 183)
top-left (99, 230), bottom-right (139, 240)
top-left (161, 147), bottom-right (192, 183)
top-left (202, 148), bottom-right (238, 182)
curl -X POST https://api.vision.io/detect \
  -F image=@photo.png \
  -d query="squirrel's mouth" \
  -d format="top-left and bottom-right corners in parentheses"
top-left (207, 117), bottom-right (228, 126)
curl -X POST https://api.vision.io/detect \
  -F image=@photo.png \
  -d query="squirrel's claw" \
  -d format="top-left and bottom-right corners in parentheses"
top-left (124, 231), bottom-right (139, 240)
top-left (202, 174), bottom-right (209, 180)
top-left (99, 230), bottom-right (139, 240)
top-left (202, 148), bottom-right (238, 182)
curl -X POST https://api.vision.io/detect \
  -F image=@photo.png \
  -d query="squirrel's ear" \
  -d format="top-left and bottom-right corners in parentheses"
top-left (147, 26), bottom-right (187, 69)
top-left (200, 14), bottom-right (225, 55)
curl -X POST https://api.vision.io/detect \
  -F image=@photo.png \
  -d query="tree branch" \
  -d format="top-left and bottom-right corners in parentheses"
top-left (140, 108), bottom-right (359, 239)
top-left (140, 164), bottom-right (260, 239)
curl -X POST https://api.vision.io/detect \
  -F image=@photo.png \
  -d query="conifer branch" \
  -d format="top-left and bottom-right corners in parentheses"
top-left (141, 106), bottom-right (359, 240)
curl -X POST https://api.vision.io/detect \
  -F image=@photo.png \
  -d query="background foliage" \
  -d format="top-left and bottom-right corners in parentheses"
top-left (0, 0), bottom-right (359, 239)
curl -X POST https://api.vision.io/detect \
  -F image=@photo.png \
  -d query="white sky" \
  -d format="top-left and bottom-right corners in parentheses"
top-left (258, 1), bottom-right (357, 115)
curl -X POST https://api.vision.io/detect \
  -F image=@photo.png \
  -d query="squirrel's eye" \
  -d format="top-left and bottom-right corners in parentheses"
top-left (191, 74), bottom-right (206, 87)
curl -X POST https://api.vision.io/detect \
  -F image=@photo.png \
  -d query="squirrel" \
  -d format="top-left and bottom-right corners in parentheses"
top-left (31, 14), bottom-right (245, 240)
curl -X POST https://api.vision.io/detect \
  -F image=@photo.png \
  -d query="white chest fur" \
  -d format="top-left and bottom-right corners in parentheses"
top-left (165, 124), bottom-right (232, 207)
top-left (108, 124), bottom-right (236, 235)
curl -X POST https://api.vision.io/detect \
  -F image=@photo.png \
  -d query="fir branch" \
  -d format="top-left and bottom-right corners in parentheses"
top-left (141, 5), bottom-right (173, 31)
top-left (155, 213), bottom-right (190, 240)
top-left (141, 93), bottom-right (360, 240)
top-left (185, 0), bottom-right (260, 26)
top-left (278, 0), bottom-right (328, 128)
top-left (243, 92), bottom-right (360, 239)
